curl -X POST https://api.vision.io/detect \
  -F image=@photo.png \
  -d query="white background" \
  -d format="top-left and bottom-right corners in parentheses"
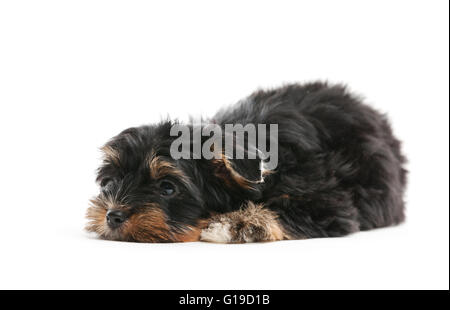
top-left (0, 0), bottom-right (448, 289)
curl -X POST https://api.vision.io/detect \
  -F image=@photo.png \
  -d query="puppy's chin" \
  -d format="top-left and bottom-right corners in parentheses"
top-left (85, 197), bottom-right (205, 243)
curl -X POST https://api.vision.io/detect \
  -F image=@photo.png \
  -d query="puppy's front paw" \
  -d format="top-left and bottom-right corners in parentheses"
top-left (200, 221), bottom-right (233, 243)
top-left (200, 202), bottom-right (288, 243)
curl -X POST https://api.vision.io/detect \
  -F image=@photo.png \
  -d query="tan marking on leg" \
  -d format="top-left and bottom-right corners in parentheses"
top-left (201, 222), bottom-right (233, 243)
top-left (201, 202), bottom-right (291, 243)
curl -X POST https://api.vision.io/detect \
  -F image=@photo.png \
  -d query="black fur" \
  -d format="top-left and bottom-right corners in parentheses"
top-left (90, 82), bottom-right (406, 242)
top-left (214, 82), bottom-right (407, 238)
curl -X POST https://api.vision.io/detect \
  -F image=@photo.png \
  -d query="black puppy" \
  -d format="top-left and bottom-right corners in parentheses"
top-left (86, 82), bottom-right (407, 243)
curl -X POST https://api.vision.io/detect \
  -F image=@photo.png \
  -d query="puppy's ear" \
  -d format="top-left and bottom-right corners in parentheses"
top-left (211, 155), bottom-right (263, 191)
top-left (208, 128), bottom-right (267, 190)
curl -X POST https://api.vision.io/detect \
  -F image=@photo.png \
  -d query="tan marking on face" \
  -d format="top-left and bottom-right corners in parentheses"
top-left (122, 206), bottom-right (172, 242)
top-left (86, 196), bottom-right (129, 240)
top-left (86, 199), bottom-right (171, 242)
top-left (124, 207), bottom-right (208, 243)
top-left (148, 153), bottom-right (188, 183)
top-left (87, 198), bottom-right (206, 243)
top-left (101, 145), bottom-right (120, 166)
top-left (85, 197), bottom-right (109, 237)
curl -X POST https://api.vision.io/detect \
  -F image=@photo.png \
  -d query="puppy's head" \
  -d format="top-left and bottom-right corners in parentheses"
top-left (86, 121), bottom-right (263, 242)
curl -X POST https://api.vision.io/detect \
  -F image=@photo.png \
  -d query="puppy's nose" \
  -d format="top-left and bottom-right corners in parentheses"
top-left (106, 210), bottom-right (127, 228)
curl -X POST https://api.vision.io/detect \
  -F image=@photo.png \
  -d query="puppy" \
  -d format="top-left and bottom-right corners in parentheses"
top-left (86, 82), bottom-right (407, 243)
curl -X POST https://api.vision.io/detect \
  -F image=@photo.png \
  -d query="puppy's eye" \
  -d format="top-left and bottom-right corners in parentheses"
top-left (159, 181), bottom-right (175, 196)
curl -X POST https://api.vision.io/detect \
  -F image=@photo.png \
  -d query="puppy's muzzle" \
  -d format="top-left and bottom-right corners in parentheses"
top-left (106, 210), bottom-right (127, 229)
